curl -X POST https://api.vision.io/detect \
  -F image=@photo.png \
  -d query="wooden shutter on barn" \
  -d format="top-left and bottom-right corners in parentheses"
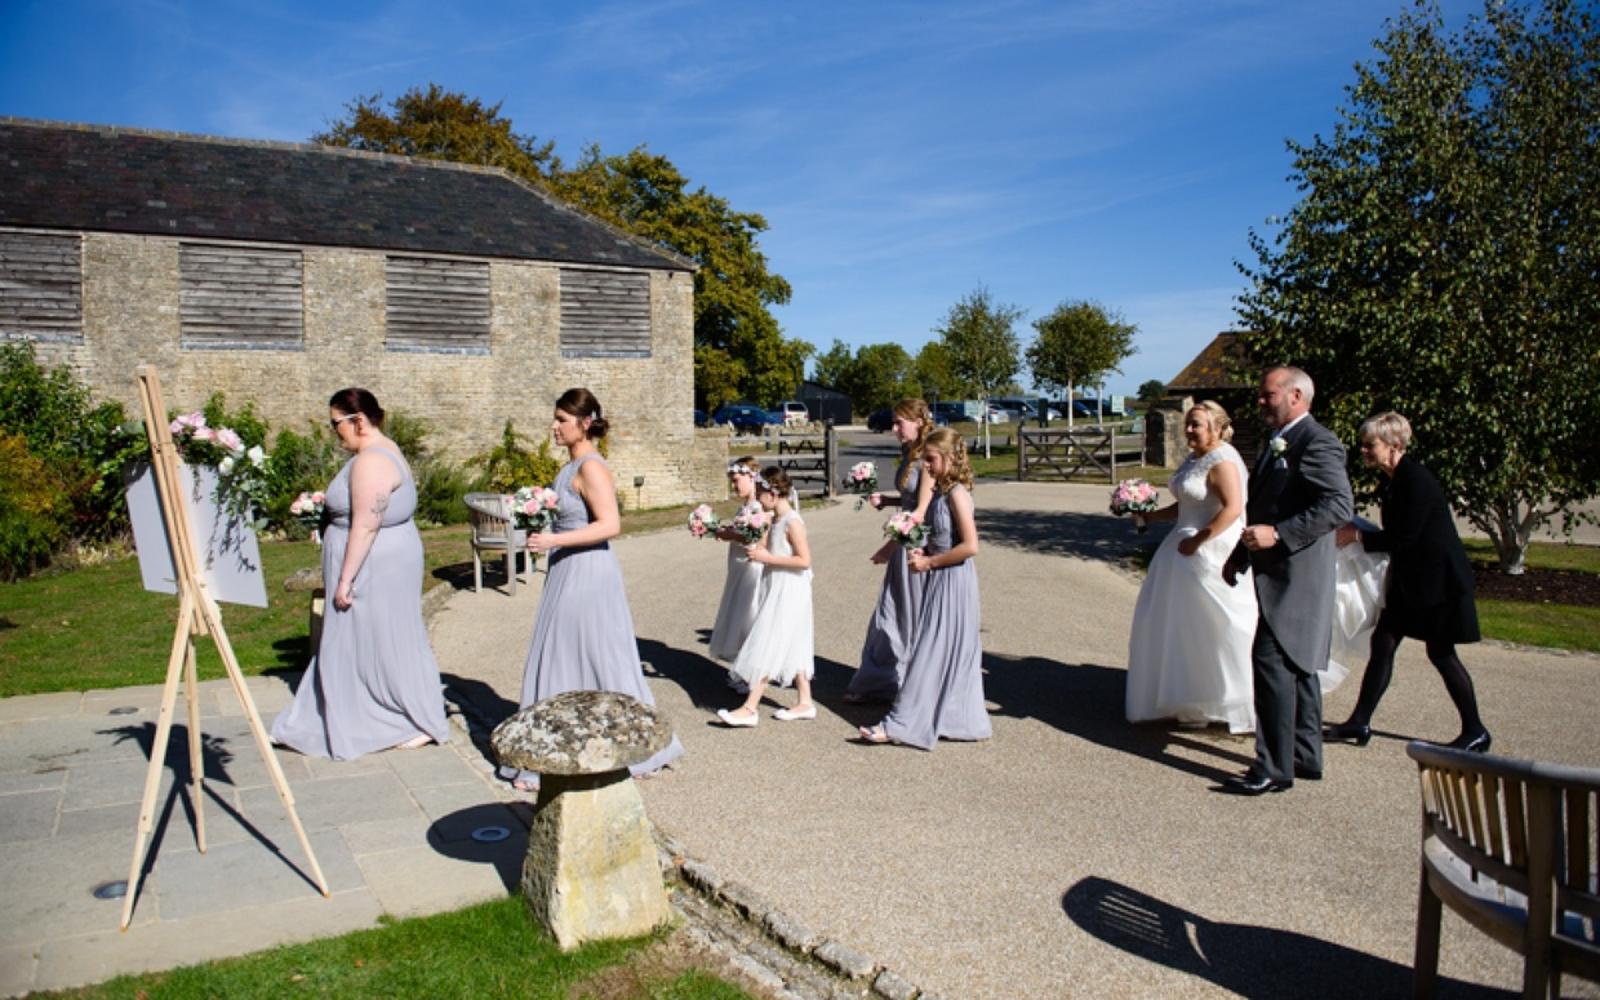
top-left (560, 267), bottom-right (651, 358)
top-left (385, 255), bottom-right (491, 354)
top-left (179, 243), bottom-right (304, 349)
top-left (0, 230), bottom-right (83, 343)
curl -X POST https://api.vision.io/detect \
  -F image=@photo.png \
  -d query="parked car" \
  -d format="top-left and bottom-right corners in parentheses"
top-left (776, 400), bottom-right (809, 426)
top-left (691, 408), bottom-right (709, 428)
top-left (932, 401), bottom-right (967, 424)
top-left (866, 407), bottom-right (895, 432)
top-left (712, 403), bottom-right (776, 434)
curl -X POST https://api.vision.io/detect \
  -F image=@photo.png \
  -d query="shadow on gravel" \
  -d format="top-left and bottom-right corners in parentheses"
top-left (982, 655), bottom-right (1252, 783)
top-left (1063, 877), bottom-right (1508, 999)
top-left (441, 672), bottom-right (521, 728)
top-left (978, 507), bottom-right (1165, 564)
top-left (635, 638), bottom-right (880, 723)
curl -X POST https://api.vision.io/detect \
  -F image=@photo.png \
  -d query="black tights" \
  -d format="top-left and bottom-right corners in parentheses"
top-left (1345, 626), bottom-right (1484, 736)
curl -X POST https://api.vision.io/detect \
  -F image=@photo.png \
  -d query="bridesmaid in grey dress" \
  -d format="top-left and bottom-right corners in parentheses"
top-left (272, 388), bottom-right (450, 760)
top-left (859, 428), bottom-right (990, 750)
top-left (708, 456), bottom-right (763, 693)
top-left (847, 399), bottom-right (935, 703)
top-left (499, 388), bottom-right (684, 791)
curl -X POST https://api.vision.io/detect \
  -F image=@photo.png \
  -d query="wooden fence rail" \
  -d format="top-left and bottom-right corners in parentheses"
top-left (727, 424), bottom-right (838, 498)
top-left (1017, 426), bottom-right (1146, 482)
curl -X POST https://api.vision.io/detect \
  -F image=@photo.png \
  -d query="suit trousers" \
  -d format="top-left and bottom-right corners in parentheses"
top-left (1251, 616), bottom-right (1323, 781)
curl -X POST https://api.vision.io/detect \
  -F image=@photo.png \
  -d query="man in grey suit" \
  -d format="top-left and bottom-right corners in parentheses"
top-left (1221, 367), bottom-right (1353, 795)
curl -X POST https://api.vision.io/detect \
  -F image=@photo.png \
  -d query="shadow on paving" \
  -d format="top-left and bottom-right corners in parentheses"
top-left (979, 506), bottom-right (1166, 564)
top-left (637, 637), bottom-right (887, 730)
top-left (428, 803), bottom-right (530, 893)
top-left (981, 655), bottom-right (1253, 784)
top-left (101, 722), bottom-right (326, 900)
top-left (1063, 877), bottom-right (1509, 999)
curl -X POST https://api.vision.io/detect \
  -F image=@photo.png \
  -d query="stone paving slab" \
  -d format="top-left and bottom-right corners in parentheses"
top-left (0, 676), bottom-right (521, 997)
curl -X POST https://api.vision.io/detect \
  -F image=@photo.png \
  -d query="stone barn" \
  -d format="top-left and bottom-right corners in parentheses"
top-left (1146, 331), bottom-right (1261, 467)
top-left (0, 117), bottom-right (726, 507)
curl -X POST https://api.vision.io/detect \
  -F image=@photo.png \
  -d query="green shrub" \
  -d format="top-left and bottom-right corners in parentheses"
top-left (469, 420), bottom-right (564, 493)
top-left (0, 433), bottom-right (72, 580)
top-left (263, 423), bottom-right (346, 536)
top-left (382, 410), bottom-right (470, 527)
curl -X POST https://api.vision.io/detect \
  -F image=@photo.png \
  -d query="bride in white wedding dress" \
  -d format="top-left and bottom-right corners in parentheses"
top-left (1125, 401), bottom-right (1257, 733)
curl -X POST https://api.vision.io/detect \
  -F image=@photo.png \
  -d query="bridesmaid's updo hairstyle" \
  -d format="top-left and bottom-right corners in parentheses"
top-left (556, 387), bottom-right (609, 440)
top-left (1189, 400), bottom-right (1234, 443)
top-left (328, 387), bottom-right (384, 428)
top-left (892, 398), bottom-right (935, 488)
top-left (756, 466), bottom-right (792, 498)
top-left (923, 427), bottom-right (974, 492)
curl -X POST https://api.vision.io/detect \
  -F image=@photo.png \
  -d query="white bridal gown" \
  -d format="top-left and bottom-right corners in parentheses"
top-left (1125, 443), bottom-right (1257, 733)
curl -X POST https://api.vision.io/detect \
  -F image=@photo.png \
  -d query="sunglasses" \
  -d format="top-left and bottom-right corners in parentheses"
top-left (329, 413), bottom-right (359, 430)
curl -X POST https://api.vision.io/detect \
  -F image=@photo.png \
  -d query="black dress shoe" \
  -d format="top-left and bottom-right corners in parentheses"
top-left (1445, 730), bottom-right (1492, 753)
top-left (1323, 721), bottom-right (1372, 746)
top-left (1221, 772), bottom-right (1293, 795)
top-left (1294, 765), bottom-right (1322, 781)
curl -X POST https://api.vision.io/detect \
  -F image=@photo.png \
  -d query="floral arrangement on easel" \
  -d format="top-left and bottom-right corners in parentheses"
top-left (167, 411), bottom-right (271, 522)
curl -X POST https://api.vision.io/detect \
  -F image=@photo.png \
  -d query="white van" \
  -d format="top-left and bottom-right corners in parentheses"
top-left (778, 400), bottom-right (809, 426)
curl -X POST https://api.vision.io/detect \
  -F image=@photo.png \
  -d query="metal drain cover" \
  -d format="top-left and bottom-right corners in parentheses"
top-left (108, 707), bottom-right (138, 715)
top-left (92, 880), bottom-right (128, 900)
top-left (470, 826), bottom-right (511, 843)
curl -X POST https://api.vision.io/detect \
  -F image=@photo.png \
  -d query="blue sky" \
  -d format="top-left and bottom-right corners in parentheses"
top-left (1, 0), bottom-right (1475, 396)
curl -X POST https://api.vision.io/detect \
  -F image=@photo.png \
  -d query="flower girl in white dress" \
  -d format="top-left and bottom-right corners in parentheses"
top-left (708, 456), bottom-right (763, 692)
top-left (716, 467), bottom-right (817, 726)
top-left (1125, 401), bottom-right (1257, 733)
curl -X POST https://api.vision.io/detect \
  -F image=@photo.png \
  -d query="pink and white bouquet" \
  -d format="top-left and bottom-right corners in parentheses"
top-left (687, 503), bottom-right (721, 538)
top-left (843, 461), bottom-right (878, 510)
top-left (729, 506), bottom-right (773, 545)
top-left (288, 491), bottom-right (325, 528)
top-left (1110, 477), bottom-right (1160, 531)
top-left (882, 510), bottom-right (927, 549)
top-left (510, 485), bottom-right (560, 533)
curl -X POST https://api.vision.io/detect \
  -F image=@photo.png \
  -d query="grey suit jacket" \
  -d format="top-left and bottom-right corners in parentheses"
top-left (1230, 416), bottom-right (1353, 674)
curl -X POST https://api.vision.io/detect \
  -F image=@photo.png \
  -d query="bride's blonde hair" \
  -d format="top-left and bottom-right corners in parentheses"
top-left (1188, 401), bottom-right (1234, 443)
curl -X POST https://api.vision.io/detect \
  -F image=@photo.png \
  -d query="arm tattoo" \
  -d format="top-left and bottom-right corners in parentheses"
top-left (370, 491), bottom-right (391, 516)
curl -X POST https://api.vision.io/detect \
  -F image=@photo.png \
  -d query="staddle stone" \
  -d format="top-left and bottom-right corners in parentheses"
top-left (491, 690), bottom-right (672, 950)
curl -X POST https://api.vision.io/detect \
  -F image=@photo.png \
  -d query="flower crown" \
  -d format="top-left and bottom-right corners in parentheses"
top-left (727, 463), bottom-right (754, 477)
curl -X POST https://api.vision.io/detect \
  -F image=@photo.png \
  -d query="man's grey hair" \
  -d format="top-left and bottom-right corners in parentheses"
top-left (1268, 365), bottom-right (1316, 406)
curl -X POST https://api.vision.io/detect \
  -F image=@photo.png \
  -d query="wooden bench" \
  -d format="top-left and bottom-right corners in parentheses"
top-left (1407, 741), bottom-right (1600, 998)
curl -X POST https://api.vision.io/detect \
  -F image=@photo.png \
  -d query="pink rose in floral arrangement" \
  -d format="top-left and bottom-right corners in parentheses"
top-left (213, 427), bottom-right (245, 453)
top-left (687, 503), bottom-right (721, 538)
top-left (729, 507), bottom-right (772, 545)
top-left (883, 510), bottom-right (927, 548)
top-left (510, 486), bottom-right (560, 533)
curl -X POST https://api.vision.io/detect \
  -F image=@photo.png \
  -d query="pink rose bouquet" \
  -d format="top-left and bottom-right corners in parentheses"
top-left (843, 461), bottom-right (878, 510)
top-left (729, 506), bottom-right (772, 545)
top-left (883, 510), bottom-right (927, 548)
top-left (687, 503), bottom-right (721, 538)
top-left (510, 485), bottom-right (560, 533)
top-left (1110, 477), bottom-right (1160, 531)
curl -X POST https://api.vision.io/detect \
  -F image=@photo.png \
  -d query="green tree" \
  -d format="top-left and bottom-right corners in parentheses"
top-left (1137, 379), bottom-right (1168, 407)
top-left (1236, 0), bottom-right (1600, 573)
top-left (811, 340), bottom-right (855, 393)
top-left (316, 87), bottom-right (808, 408)
top-left (313, 84), bottom-right (558, 181)
top-left (1026, 300), bottom-right (1137, 428)
top-left (935, 286), bottom-right (1023, 455)
top-left (841, 343), bottom-right (916, 417)
top-left (911, 341), bottom-right (962, 403)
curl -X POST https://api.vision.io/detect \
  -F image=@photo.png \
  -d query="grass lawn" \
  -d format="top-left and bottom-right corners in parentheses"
top-left (38, 895), bottom-right (749, 1000)
top-left (0, 504), bottom-right (711, 698)
top-left (1465, 538), bottom-right (1600, 653)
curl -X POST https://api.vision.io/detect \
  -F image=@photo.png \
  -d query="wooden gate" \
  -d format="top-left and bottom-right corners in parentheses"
top-left (727, 425), bottom-right (838, 498)
top-left (1017, 425), bottom-right (1144, 482)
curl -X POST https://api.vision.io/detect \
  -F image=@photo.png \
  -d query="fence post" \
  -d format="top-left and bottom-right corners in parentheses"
top-left (1017, 428), bottom-right (1028, 481)
top-left (1109, 427), bottom-right (1118, 483)
top-left (825, 424), bottom-right (838, 498)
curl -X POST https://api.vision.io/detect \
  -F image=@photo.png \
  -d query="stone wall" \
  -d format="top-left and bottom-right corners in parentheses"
top-left (24, 230), bottom-right (726, 507)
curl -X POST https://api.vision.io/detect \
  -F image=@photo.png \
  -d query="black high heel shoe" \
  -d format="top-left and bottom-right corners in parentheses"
top-left (1323, 720), bottom-right (1372, 746)
top-left (1446, 730), bottom-right (1492, 753)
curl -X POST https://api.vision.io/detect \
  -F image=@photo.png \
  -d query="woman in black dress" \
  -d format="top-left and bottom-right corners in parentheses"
top-left (1325, 412), bottom-right (1490, 751)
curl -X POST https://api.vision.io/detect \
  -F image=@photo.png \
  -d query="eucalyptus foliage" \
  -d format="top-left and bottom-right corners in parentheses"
top-left (1237, 0), bottom-right (1600, 573)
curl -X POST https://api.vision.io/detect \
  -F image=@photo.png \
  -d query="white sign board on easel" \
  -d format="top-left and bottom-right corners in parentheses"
top-left (126, 461), bottom-right (267, 608)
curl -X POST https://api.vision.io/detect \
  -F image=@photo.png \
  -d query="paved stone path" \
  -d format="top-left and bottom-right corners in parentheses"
top-left (3, 479), bottom-right (1597, 998)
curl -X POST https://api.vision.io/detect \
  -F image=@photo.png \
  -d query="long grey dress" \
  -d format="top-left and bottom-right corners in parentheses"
top-left (708, 501), bottom-right (763, 662)
top-left (271, 448), bottom-right (450, 760)
top-left (499, 453), bottom-right (684, 786)
top-left (849, 457), bottom-right (926, 700)
top-left (880, 485), bottom-right (990, 750)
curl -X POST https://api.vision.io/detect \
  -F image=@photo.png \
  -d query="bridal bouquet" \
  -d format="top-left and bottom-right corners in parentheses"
top-left (510, 485), bottom-right (560, 533)
top-left (1110, 478), bottom-right (1160, 531)
top-left (729, 506), bottom-right (772, 545)
top-left (288, 490), bottom-right (325, 542)
top-left (883, 510), bottom-right (927, 549)
top-left (842, 461), bottom-right (878, 510)
top-left (687, 503), bottom-right (721, 538)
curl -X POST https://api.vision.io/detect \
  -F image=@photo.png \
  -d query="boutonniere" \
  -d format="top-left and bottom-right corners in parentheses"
top-left (1269, 437), bottom-right (1288, 457)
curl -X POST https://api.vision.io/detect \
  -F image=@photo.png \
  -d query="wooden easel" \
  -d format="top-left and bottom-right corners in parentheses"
top-left (120, 366), bottom-right (328, 929)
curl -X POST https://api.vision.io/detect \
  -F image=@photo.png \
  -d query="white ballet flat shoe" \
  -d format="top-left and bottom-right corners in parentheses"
top-left (773, 705), bottom-right (817, 722)
top-left (717, 708), bottom-right (758, 728)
